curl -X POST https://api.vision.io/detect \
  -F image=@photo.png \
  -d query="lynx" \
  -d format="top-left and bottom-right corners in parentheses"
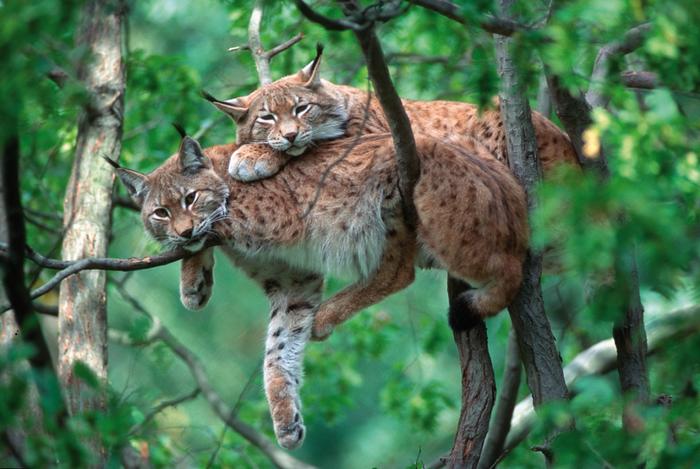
top-left (203, 45), bottom-right (578, 182)
top-left (110, 130), bottom-right (527, 449)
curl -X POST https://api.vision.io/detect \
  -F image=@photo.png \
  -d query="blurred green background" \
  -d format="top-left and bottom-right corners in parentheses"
top-left (2, 0), bottom-right (700, 467)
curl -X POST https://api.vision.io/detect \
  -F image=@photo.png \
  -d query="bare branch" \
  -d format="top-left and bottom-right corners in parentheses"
top-left (294, 0), bottom-right (361, 30)
top-left (129, 388), bottom-right (201, 435)
top-left (621, 70), bottom-right (657, 89)
top-left (0, 241), bottom-right (221, 313)
top-left (248, 0), bottom-right (272, 84)
top-left (502, 304), bottom-right (700, 458)
top-left (586, 22), bottom-right (651, 108)
top-left (240, 2), bottom-right (305, 85)
top-left (266, 33), bottom-right (305, 60)
top-left (410, 0), bottom-right (530, 36)
top-left (445, 278), bottom-right (495, 467)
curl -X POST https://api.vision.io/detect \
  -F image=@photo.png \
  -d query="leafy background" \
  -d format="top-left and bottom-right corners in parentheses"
top-left (2, 0), bottom-right (700, 467)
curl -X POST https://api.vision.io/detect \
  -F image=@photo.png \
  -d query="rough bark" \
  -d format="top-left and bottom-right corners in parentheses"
top-left (58, 0), bottom-right (125, 462)
top-left (478, 329), bottom-right (521, 469)
top-left (444, 278), bottom-right (496, 468)
top-left (494, 1), bottom-right (568, 411)
top-left (613, 252), bottom-right (650, 431)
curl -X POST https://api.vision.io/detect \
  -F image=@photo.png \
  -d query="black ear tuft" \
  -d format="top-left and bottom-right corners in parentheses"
top-left (172, 123), bottom-right (187, 138)
top-left (315, 42), bottom-right (324, 58)
top-left (178, 136), bottom-right (210, 172)
top-left (103, 156), bottom-right (121, 170)
top-left (200, 89), bottom-right (219, 103)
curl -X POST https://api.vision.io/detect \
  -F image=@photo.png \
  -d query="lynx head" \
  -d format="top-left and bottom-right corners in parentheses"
top-left (204, 44), bottom-right (348, 156)
top-left (108, 131), bottom-right (229, 252)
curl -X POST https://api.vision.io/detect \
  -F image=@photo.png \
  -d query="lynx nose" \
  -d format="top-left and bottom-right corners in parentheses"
top-left (180, 228), bottom-right (193, 239)
top-left (283, 130), bottom-right (298, 142)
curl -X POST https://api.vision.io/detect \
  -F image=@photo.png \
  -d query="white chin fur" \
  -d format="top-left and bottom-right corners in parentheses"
top-left (285, 146), bottom-right (306, 157)
top-left (183, 239), bottom-right (206, 252)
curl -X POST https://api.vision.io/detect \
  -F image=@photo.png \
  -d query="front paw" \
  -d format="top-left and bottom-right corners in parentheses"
top-left (275, 420), bottom-right (306, 450)
top-left (228, 146), bottom-right (288, 182)
top-left (180, 268), bottom-right (214, 311)
top-left (311, 319), bottom-right (334, 342)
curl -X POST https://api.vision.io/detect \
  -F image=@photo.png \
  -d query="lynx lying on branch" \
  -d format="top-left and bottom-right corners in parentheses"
top-left (203, 45), bottom-right (578, 182)
top-left (110, 132), bottom-right (527, 449)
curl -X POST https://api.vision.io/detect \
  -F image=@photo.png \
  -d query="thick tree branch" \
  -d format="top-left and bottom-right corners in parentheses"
top-left (478, 329), bottom-right (521, 469)
top-left (495, 0), bottom-right (568, 408)
top-left (340, 0), bottom-right (421, 229)
top-left (1, 137), bottom-right (54, 370)
top-left (502, 303), bottom-right (700, 458)
top-left (445, 278), bottom-right (495, 467)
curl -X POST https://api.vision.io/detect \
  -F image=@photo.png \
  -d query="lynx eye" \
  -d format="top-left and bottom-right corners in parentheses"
top-left (257, 113), bottom-right (276, 123)
top-left (294, 103), bottom-right (310, 116)
top-left (152, 208), bottom-right (170, 219)
top-left (184, 191), bottom-right (198, 207)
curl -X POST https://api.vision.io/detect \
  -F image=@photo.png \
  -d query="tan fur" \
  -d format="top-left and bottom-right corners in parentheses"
top-left (115, 132), bottom-right (527, 449)
top-left (208, 54), bottom-right (579, 181)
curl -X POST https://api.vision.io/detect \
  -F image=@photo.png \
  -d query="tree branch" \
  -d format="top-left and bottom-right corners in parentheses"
top-left (340, 0), bottom-right (421, 229)
top-left (410, 0), bottom-right (531, 36)
top-left (0, 241), bottom-right (221, 313)
top-left (586, 22), bottom-right (651, 108)
top-left (235, 1), bottom-right (305, 85)
top-left (294, 0), bottom-right (363, 31)
top-left (495, 0), bottom-right (568, 408)
top-left (501, 303), bottom-right (700, 458)
top-left (129, 388), bottom-right (201, 435)
top-left (444, 278), bottom-right (495, 467)
top-left (0, 136), bottom-right (54, 370)
top-left (478, 329), bottom-right (521, 469)
top-left (111, 283), bottom-right (316, 469)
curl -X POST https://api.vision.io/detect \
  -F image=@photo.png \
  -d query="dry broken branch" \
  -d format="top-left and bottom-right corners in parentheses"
top-left (232, 0), bottom-right (304, 84)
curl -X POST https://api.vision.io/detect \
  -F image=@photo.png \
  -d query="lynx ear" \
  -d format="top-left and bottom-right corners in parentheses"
top-left (298, 43), bottom-right (324, 89)
top-left (201, 90), bottom-right (248, 122)
top-left (178, 136), bottom-right (211, 173)
top-left (104, 158), bottom-right (149, 207)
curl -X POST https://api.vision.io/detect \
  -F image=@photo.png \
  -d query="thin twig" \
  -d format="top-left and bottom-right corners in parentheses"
top-left (129, 388), bottom-right (201, 435)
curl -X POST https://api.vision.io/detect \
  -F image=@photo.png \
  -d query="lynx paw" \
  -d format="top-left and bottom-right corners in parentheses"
top-left (228, 146), bottom-right (290, 182)
top-left (180, 264), bottom-right (214, 310)
top-left (275, 417), bottom-right (306, 450)
top-left (310, 313), bottom-right (334, 341)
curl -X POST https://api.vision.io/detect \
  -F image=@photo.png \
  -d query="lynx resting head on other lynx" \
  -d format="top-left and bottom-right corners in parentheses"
top-left (110, 130), bottom-right (527, 449)
top-left (204, 44), bottom-right (579, 182)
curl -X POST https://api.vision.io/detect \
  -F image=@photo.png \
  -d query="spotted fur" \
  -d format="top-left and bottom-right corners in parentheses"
top-left (114, 133), bottom-right (528, 449)
top-left (206, 49), bottom-right (579, 181)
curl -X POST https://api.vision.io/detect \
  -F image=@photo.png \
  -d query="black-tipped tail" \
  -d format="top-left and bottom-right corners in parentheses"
top-left (448, 290), bottom-right (482, 332)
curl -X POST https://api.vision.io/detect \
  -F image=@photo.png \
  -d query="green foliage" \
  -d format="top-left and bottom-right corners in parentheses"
top-left (1, 0), bottom-right (699, 467)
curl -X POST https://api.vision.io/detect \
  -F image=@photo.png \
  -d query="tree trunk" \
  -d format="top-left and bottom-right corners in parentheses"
top-left (446, 277), bottom-right (495, 469)
top-left (494, 6), bottom-right (568, 408)
top-left (58, 0), bottom-right (125, 463)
